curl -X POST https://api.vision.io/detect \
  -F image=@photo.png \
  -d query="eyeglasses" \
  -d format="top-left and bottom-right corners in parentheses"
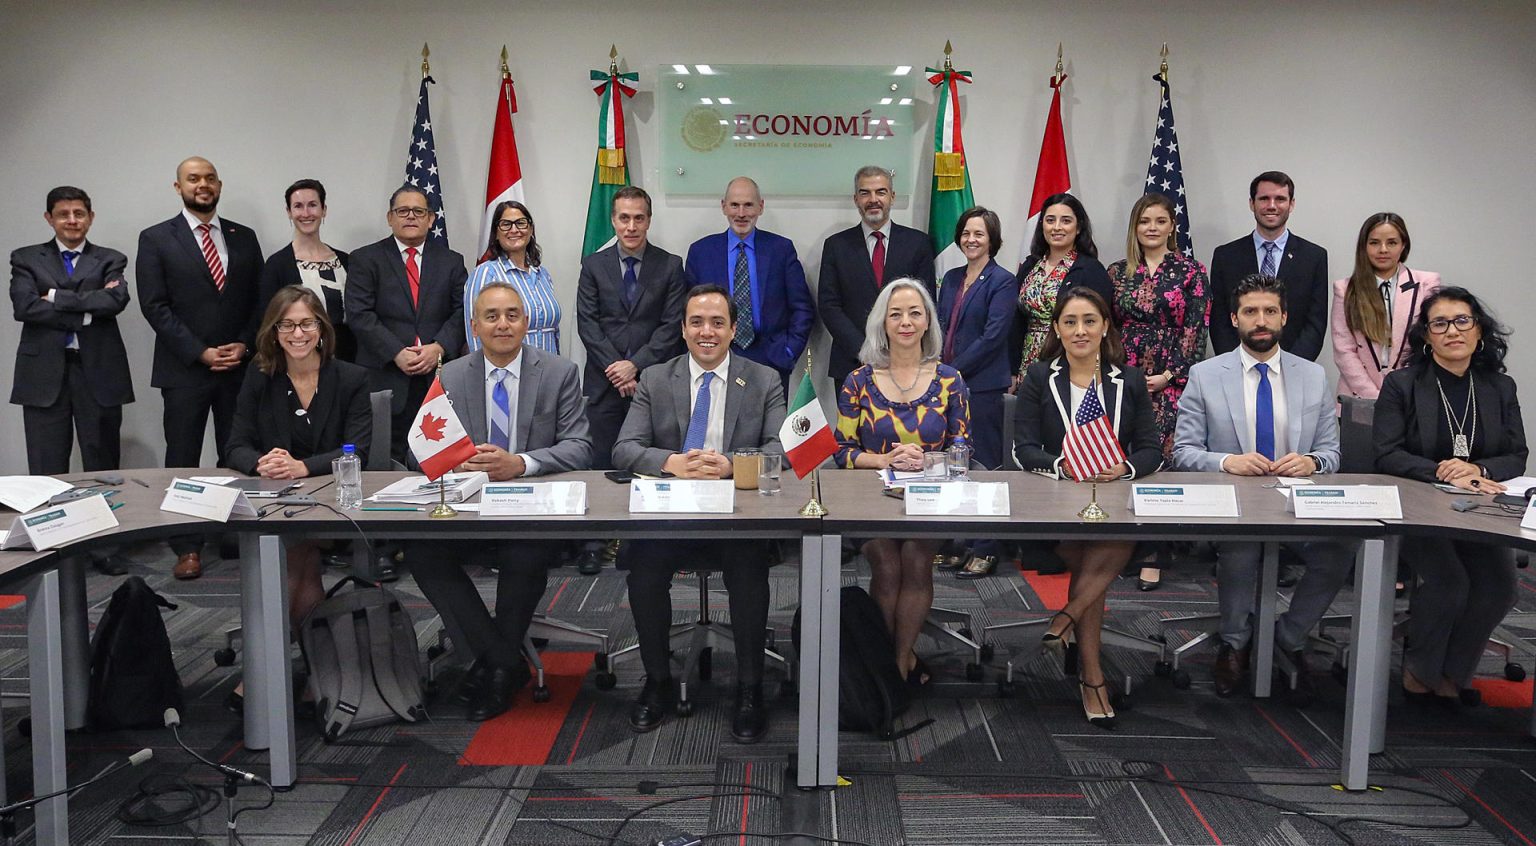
top-left (496, 218), bottom-right (532, 232)
top-left (275, 319), bottom-right (322, 334)
top-left (1427, 315), bottom-right (1476, 334)
top-left (390, 207), bottom-right (432, 220)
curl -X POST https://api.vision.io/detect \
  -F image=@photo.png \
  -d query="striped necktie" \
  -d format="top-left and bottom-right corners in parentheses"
top-left (197, 223), bottom-right (226, 290)
top-left (489, 368), bottom-right (512, 451)
top-left (683, 371), bottom-right (715, 451)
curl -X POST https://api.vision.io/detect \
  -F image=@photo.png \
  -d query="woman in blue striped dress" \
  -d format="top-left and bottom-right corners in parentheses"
top-left (465, 201), bottom-right (561, 355)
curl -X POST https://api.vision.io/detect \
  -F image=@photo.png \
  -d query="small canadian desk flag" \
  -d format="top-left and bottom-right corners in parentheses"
top-left (408, 377), bottom-right (477, 480)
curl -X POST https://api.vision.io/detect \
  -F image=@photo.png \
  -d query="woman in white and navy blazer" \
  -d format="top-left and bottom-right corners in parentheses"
top-left (1331, 212), bottom-right (1441, 400)
top-left (1013, 287), bottom-right (1162, 729)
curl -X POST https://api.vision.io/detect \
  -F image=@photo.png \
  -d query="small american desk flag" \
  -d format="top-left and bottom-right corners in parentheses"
top-left (1062, 381), bottom-right (1125, 481)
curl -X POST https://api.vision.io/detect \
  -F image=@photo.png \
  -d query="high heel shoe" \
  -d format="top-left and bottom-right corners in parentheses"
top-left (1137, 567), bottom-right (1162, 591)
top-left (1080, 681), bottom-right (1117, 730)
top-left (1041, 610), bottom-right (1077, 662)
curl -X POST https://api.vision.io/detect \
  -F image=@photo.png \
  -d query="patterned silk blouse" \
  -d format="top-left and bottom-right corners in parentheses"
top-left (1016, 251), bottom-right (1076, 371)
top-left (834, 363), bottom-right (971, 467)
top-left (1108, 250), bottom-right (1210, 456)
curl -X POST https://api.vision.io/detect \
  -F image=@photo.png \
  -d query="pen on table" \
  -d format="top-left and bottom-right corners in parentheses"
top-left (109, 501), bottom-right (125, 511)
top-left (130, 478), bottom-right (149, 488)
top-left (360, 505), bottom-right (426, 512)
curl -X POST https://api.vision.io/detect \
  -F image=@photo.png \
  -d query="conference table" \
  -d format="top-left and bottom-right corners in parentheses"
top-left (3, 467), bottom-right (1536, 845)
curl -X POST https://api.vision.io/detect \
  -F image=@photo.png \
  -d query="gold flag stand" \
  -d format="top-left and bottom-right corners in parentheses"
top-left (796, 350), bottom-right (828, 517)
top-left (1077, 482), bottom-right (1107, 522)
top-left (428, 353), bottom-right (457, 518)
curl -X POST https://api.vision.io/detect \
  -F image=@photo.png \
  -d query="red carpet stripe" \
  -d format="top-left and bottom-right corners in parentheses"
top-left (1021, 571), bottom-right (1071, 610)
top-left (1163, 764), bottom-right (1222, 845)
top-left (1443, 770), bottom-right (1536, 846)
top-left (1254, 704), bottom-right (1317, 768)
top-left (1468, 678), bottom-right (1533, 709)
top-left (344, 762), bottom-right (407, 846)
top-left (738, 760), bottom-right (753, 846)
top-left (460, 651), bottom-right (594, 766)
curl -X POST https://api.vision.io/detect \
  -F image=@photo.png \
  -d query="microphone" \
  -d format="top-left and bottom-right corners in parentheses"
top-left (166, 706), bottom-right (265, 785)
top-left (163, 707), bottom-right (180, 728)
top-left (0, 747), bottom-right (152, 827)
top-left (128, 748), bottom-right (154, 767)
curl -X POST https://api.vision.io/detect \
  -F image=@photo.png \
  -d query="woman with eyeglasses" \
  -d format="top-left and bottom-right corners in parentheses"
top-left (465, 201), bottom-right (561, 355)
top-left (1374, 287), bottom-right (1527, 708)
top-left (259, 179), bottom-right (354, 360)
top-left (223, 285), bottom-right (373, 712)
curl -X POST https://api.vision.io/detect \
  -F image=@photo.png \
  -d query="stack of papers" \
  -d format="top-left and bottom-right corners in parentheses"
top-left (0, 476), bottom-right (75, 513)
top-left (367, 472), bottom-right (488, 505)
top-left (878, 468), bottom-right (934, 489)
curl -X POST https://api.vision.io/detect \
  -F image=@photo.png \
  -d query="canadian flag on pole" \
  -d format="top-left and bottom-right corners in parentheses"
top-left (478, 52), bottom-right (526, 261)
top-left (408, 377), bottom-right (477, 481)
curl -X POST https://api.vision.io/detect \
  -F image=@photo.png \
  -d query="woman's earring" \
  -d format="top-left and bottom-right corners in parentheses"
top-left (1424, 343), bottom-right (1431, 357)
top-left (1478, 338), bottom-right (1486, 352)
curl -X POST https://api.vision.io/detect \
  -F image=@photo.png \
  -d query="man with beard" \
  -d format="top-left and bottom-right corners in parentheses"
top-left (137, 157), bottom-right (262, 579)
top-left (1172, 274), bottom-right (1350, 705)
top-left (817, 165), bottom-right (934, 389)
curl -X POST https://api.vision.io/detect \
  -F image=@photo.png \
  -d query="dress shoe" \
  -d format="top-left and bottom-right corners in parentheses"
top-left (467, 662), bottom-right (531, 722)
top-left (1277, 563), bottom-right (1304, 589)
top-left (603, 539), bottom-right (620, 562)
top-left (935, 550), bottom-right (972, 571)
top-left (449, 659), bottom-right (493, 706)
top-left (954, 554), bottom-right (998, 580)
top-left (173, 552), bottom-right (202, 580)
top-left (628, 676), bottom-right (678, 733)
top-left (1212, 643), bottom-right (1250, 697)
top-left (1137, 567), bottom-right (1162, 591)
top-left (1284, 649), bottom-right (1316, 708)
top-left (372, 556), bottom-right (399, 583)
top-left (730, 683), bottom-right (768, 743)
top-left (576, 547), bottom-right (604, 576)
top-left (1080, 680), bottom-right (1117, 730)
top-left (92, 554), bottom-right (129, 576)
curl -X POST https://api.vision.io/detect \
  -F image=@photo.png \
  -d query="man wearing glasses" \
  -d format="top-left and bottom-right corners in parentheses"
top-left (346, 185), bottom-right (468, 462)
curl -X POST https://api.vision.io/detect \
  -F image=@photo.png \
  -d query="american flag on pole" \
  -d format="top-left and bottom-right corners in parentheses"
top-left (406, 74), bottom-right (449, 245)
top-left (1062, 381), bottom-right (1126, 481)
top-left (1145, 74), bottom-right (1192, 256)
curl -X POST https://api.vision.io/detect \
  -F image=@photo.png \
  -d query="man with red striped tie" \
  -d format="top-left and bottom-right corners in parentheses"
top-left (138, 156), bottom-right (263, 579)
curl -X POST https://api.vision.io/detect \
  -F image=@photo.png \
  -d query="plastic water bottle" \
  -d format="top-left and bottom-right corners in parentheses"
top-left (333, 444), bottom-right (362, 510)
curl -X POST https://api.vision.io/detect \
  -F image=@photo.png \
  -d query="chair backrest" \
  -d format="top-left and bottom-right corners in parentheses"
top-left (368, 390), bottom-right (393, 471)
top-left (1337, 394), bottom-right (1377, 474)
top-left (1001, 392), bottom-right (1021, 470)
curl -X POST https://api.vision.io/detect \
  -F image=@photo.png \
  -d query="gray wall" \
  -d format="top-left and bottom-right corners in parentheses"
top-left (3, 1), bottom-right (1533, 473)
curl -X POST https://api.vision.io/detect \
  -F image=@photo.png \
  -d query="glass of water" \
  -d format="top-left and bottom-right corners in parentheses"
top-left (758, 453), bottom-right (782, 496)
top-left (922, 451), bottom-right (949, 480)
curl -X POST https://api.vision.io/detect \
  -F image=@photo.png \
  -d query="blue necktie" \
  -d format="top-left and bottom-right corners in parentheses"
top-left (1254, 362), bottom-right (1275, 460)
top-left (489, 368), bottom-right (511, 450)
top-left (732, 243), bottom-right (754, 348)
top-left (61, 250), bottom-right (79, 348)
top-left (1260, 241), bottom-right (1278, 277)
top-left (683, 371), bottom-right (715, 451)
top-left (621, 255), bottom-right (639, 308)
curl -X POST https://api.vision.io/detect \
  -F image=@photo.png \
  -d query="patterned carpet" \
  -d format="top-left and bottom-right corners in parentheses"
top-left (1, 541), bottom-right (1534, 845)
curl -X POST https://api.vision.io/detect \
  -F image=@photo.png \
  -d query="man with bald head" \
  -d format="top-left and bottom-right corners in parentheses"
top-left (138, 156), bottom-right (263, 579)
top-left (685, 176), bottom-right (813, 392)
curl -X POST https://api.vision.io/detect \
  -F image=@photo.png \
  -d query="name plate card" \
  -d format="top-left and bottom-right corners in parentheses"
top-left (160, 478), bottom-right (259, 523)
top-left (1522, 496), bottom-right (1536, 531)
top-left (1130, 484), bottom-right (1240, 518)
top-left (904, 482), bottom-right (1010, 516)
top-left (1289, 486), bottom-right (1403, 520)
top-left (629, 479), bottom-right (735, 514)
top-left (480, 482), bottom-right (588, 517)
top-left (1, 494), bottom-right (118, 551)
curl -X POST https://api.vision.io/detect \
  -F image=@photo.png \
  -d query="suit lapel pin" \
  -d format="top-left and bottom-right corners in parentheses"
top-left (735, 377), bottom-right (747, 387)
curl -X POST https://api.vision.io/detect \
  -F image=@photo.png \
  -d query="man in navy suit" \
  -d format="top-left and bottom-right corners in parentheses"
top-left (818, 165), bottom-right (935, 388)
top-left (685, 177), bottom-right (813, 392)
top-left (137, 157), bottom-right (263, 579)
top-left (344, 185), bottom-right (468, 464)
top-left (1208, 172), bottom-right (1329, 360)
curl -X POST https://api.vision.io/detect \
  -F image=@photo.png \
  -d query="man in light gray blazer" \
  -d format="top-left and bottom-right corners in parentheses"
top-left (612, 284), bottom-right (787, 742)
top-left (1173, 274), bottom-right (1351, 705)
top-left (411, 281), bottom-right (591, 721)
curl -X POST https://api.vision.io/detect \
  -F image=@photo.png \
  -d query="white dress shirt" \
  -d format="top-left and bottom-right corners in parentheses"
top-left (686, 352), bottom-right (731, 453)
top-left (394, 237), bottom-right (424, 279)
top-left (861, 220), bottom-right (894, 261)
top-left (183, 208), bottom-right (228, 270)
top-left (484, 350), bottom-right (540, 475)
top-left (1237, 345), bottom-right (1289, 457)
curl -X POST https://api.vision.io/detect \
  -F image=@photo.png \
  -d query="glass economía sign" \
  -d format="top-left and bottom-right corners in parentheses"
top-left (660, 64), bottom-right (919, 197)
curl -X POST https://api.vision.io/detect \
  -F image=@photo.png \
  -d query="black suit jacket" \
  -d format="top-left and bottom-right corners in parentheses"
top-left (9, 240), bottom-right (135, 407)
top-left (1208, 233), bottom-right (1329, 360)
top-left (575, 242), bottom-right (690, 403)
top-left (1374, 363), bottom-right (1529, 483)
top-left (260, 243), bottom-right (354, 360)
top-left (817, 222), bottom-right (936, 386)
top-left (1007, 253), bottom-right (1115, 376)
top-left (343, 237), bottom-right (467, 413)
top-left (223, 358), bottom-right (373, 478)
top-left (1014, 358), bottom-right (1164, 480)
top-left (136, 214), bottom-right (263, 389)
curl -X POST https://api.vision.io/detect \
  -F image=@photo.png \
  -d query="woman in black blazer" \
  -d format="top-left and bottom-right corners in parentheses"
top-left (1014, 287), bottom-right (1162, 728)
top-left (258, 179), bottom-right (353, 360)
top-left (224, 285), bottom-right (372, 709)
top-left (1374, 287), bottom-right (1527, 707)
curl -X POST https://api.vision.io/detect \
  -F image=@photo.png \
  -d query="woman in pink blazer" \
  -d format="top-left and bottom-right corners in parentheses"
top-left (1331, 212), bottom-right (1440, 400)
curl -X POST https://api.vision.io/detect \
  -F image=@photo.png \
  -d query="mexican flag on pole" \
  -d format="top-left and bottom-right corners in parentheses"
top-left (581, 62), bottom-right (638, 257)
top-left (478, 54), bottom-right (526, 262)
top-left (926, 58), bottom-right (974, 283)
top-left (1020, 69), bottom-right (1072, 265)
top-left (778, 373), bottom-right (838, 479)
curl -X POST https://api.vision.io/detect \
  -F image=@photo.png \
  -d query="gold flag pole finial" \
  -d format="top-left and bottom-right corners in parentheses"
top-left (1054, 42), bottom-right (1065, 85)
top-left (942, 39), bottom-right (954, 72)
top-left (421, 43), bottom-right (431, 78)
top-left (500, 45), bottom-right (510, 79)
top-left (1159, 42), bottom-right (1170, 83)
top-left (429, 352), bottom-right (456, 518)
top-left (608, 44), bottom-right (619, 75)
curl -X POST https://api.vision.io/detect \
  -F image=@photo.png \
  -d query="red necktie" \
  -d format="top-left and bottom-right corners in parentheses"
top-left (404, 246), bottom-right (420, 307)
top-left (871, 231), bottom-right (886, 288)
top-left (197, 223), bottom-right (226, 291)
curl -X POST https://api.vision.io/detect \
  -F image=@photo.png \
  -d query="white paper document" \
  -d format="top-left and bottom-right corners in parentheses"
top-left (1520, 497), bottom-right (1536, 531)
top-left (0, 476), bottom-right (75, 514)
top-left (480, 481), bottom-right (588, 516)
top-left (368, 472), bottom-right (488, 504)
top-left (159, 478), bottom-right (259, 523)
top-left (629, 479), bottom-right (735, 513)
top-left (1130, 484), bottom-right (1240, 518)
top-left (2, 494), bottom-right (119, 550)
top-left (904, 482), bottom-right (1010, 516)
top-left (1288, 485), bottom-right (1403, 519)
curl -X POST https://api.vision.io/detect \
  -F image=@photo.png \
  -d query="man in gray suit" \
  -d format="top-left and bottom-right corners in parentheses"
top-left (574, 184), bottom-right (690, 574)
top-left (410, 281), bottom-right (591, 721)
top-left (1173, 274), bottom-right (1352, 705)
top-left (613, 284), bottom-right (787, 742)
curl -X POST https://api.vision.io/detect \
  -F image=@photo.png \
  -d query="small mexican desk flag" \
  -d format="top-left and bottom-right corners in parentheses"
top-left (408, 377), bottom-right (477, 480)
top-left (779, 374), bottom-right (837, 479)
